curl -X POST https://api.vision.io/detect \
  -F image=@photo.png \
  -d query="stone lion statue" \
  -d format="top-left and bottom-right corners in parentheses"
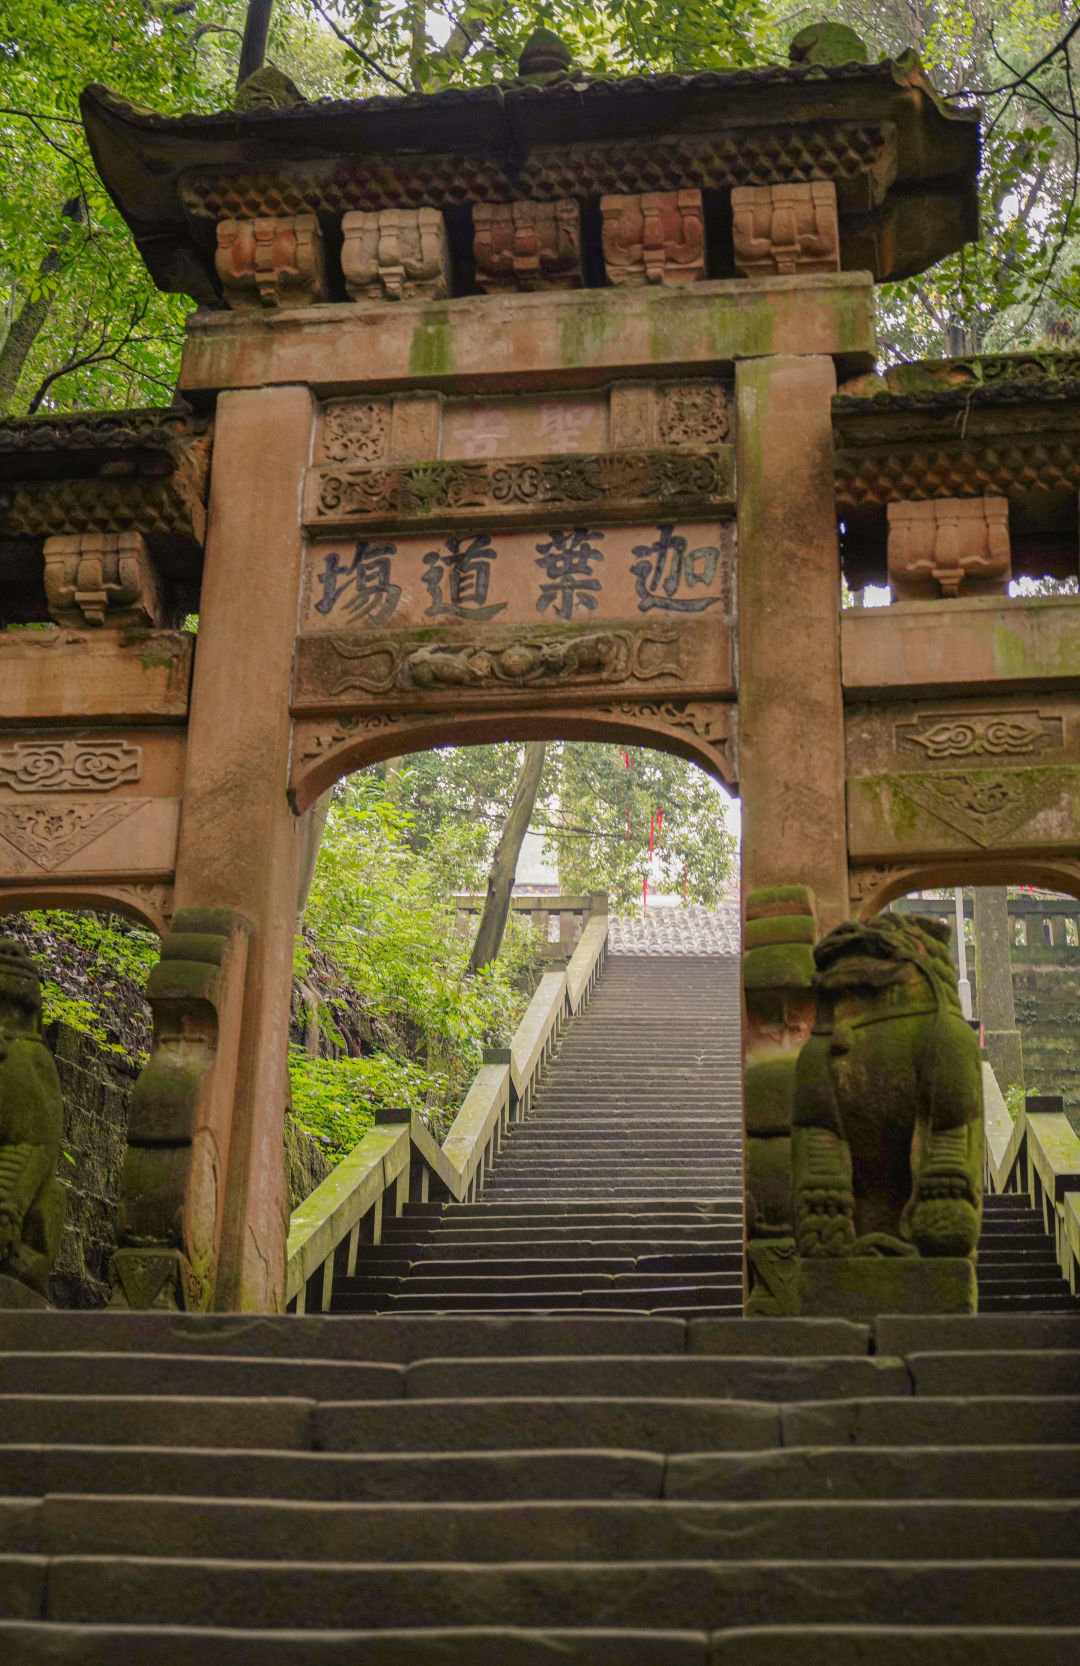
top-left (792, 912), bottom-right (983, 1260)
top-left (0, 938), bottom-right (65, 1302)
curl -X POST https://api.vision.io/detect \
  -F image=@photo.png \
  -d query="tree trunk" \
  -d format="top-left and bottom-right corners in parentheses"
top-left (295, 787), bottom-right (333, 919)
top-left (237, 0), bottom-right (274, 87)
top-left (0, 197), bottom-right (84, 416)
top-left (468, 742), bottom-right (546, 974)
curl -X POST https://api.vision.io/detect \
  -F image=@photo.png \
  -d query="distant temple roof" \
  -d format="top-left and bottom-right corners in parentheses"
top-left (80, 47), bottom-right (979, 305)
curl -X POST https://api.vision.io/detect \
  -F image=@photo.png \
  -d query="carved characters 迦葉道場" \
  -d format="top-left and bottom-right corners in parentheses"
top-left (792, 912), bottom-right (983, 1261)
top-left (0, 939), bottom-right (65, 1306)
top-left (309, 524), bottom-right (727, 630)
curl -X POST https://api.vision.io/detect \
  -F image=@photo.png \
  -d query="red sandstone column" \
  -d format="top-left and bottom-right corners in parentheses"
top-left (736, 353), bottom-right (848, 927)
top-left (735, 354), bottom-right (848, 1313)
top-left (174, 384), bottom-right (314, 1311)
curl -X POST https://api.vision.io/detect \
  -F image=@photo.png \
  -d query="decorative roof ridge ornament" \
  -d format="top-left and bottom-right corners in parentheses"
top-left (789, 22), bottom-right (869, 68)
top-left (234, 62), bottom-right (307, 112)
top-left (517, 26), bottom-right (574, 82)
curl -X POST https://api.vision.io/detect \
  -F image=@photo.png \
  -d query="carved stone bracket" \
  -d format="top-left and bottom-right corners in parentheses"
top-left (215, 214), bottom-right (326, 309)
top-left (43, 531), bottom-right (163, 629)
top-left (887, 497), bottom-right (1011, 599)
top-left (732, 181), bottom-right (840, 277)
top-left (600, 191), bottom-right (705, 287)
top-left (473, 199), bottom-right (582, 292)
top-left (341, 208), bottom-right (450, 302)
top-left (304, 448), bottom-right (734, 530)
top-left (113, 907), bottom-right (252, 1312)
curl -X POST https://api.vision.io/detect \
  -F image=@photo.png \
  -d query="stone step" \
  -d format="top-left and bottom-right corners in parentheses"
top-left (16, 1494), bottom-right (1080, 1567)
top-left (21, 1554), bottom-right (1080, 1632)
top-left (0, 1622), bottom-right (1075, 1665)
top-left (336, 1271), bottom-right (745, 1297)
top-left (347, 1253), bottom-right (744, 1276)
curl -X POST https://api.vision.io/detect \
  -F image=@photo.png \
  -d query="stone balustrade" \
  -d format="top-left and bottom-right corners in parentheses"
top-left (453, 892), bottom-right (608, 961)
top-left (983, 1061), bottom-right (1080, 1291)
top-left (284, 910), bottom-right (608, 1312)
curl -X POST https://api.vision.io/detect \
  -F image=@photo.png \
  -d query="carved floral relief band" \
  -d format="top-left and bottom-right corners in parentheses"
top-left (0, 740), bottom-right (142, 793)
top-left (303, 451), bottom-right (734, 533)
top-left (301, 521), bottom-right (734, 632)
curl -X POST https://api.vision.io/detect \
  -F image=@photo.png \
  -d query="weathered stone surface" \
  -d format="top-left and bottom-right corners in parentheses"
top-left (686, 1317), bottom-right (870, 1355)
top-left (215, 214), bottom-right (326, 310)
top-left (284, 1115), bottom-right (332, 1213)
top-left (43, 532), bottom-right (163, 630)
top-left (0, 1393), bottom-right (315, 1448)
top-left (887, 497), bottom-right (1011, 600)
top-left (601, 191), bottom-right (705, 287)
top-left (474, 200), bottom-right (582, 293)
top-left (341, 209), bottom-right (449, 303)
top-left (799, 1256), bottom-right (978, 1318)
top-left (0, 941), bottom-right (65, 1304)
top-left (732, 182), bottom-right (840, 279)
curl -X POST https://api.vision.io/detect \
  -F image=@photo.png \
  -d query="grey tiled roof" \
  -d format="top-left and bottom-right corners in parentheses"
top-left (608, 902), bottom-right (740, 956)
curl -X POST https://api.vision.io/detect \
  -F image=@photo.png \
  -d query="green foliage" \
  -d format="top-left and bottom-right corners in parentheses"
top-left (541, 742), bottom-right (737, 913)
top-left (299, 770), bottom-right (534, 1122)
top-left (287, 1046), bottom-right (444, 1157)
top-left (1004, 1083), bottom-right (1027, 1121)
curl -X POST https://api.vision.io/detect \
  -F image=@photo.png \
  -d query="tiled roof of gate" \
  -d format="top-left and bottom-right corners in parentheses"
top-left (609, 902), bottom-right (740, 956)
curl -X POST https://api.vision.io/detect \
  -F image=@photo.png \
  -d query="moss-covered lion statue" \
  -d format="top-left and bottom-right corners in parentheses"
top-left (792, 912), bottom-right (983, 1260)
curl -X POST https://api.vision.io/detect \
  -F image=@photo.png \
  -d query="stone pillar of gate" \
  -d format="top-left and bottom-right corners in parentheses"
top-left (974, 885), bottom-right (1025, 1098)
top-left (735, 353), bottom-right (848, 1315)
top-left (170, 384), bottom-right (314, 1311)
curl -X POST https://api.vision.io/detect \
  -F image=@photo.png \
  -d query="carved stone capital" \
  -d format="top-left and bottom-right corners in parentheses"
top-left (43, 531), bottom-right (163, 629)
top-left (887, 496), bottom-right (1011, 599)
top-left (474, 199), bottom-right (583, 293)
top-left (732, 181), bottom-right (840, 278)
top-left (215, 213), bottom-right (326, 309)
top-left (341, 208), bottom-right (450, 303)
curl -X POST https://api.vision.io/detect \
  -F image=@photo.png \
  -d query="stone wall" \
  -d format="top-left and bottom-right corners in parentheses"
top-left (45, 1020), bottom-right (334, 1308)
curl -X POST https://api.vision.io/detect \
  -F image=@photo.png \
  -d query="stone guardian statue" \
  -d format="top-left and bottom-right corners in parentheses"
top-left (792, 913), bottom-right (983, 1260)
top-left (0, 938), bottom-right (65, 1305)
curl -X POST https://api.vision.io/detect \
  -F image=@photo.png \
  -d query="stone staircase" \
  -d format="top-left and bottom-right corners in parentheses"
top-left (332, 954), bottom-right (745, 1315)
top-left (2, 944), bottom-right (1079, 1658)
top-left (0, 1307), bottom-right (1079, 1658)
top-left (980, 1192), bottom-right (1080, 1313)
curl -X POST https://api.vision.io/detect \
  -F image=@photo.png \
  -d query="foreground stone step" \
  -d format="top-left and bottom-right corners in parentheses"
top-left (2, 1622), bottom-right (1070, 1666)
top-left (18, 1496), bottom-right (1080, 1566)
top-left (24, 1555), bottom-right (1080, 1631)
top-left (0, 1623), bottom-right (713, 1665)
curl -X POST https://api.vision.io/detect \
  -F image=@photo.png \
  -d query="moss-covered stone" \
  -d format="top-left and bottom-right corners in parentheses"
top-left (745, 913), bottom-right (817, 949)
top-left (745, 1049), bottom-right (800, 1137)
top-left (799, 1254), bottom-right (977, 1318)
top-left (745, 1134), bottom-right (792, 1235)
top-left (789, 21), bottom-right (869, 65)
top-left (743, 941), bottom-right (817, 991)
top-left (745, 884), bottom-right (816, 919)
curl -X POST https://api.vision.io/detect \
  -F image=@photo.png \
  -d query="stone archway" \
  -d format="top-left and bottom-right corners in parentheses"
top-left (290, 702), bottom-right (735, 815)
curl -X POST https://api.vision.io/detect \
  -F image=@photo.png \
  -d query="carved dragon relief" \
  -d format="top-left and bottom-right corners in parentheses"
top-left (301, 622), bottom-right (687, 701)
